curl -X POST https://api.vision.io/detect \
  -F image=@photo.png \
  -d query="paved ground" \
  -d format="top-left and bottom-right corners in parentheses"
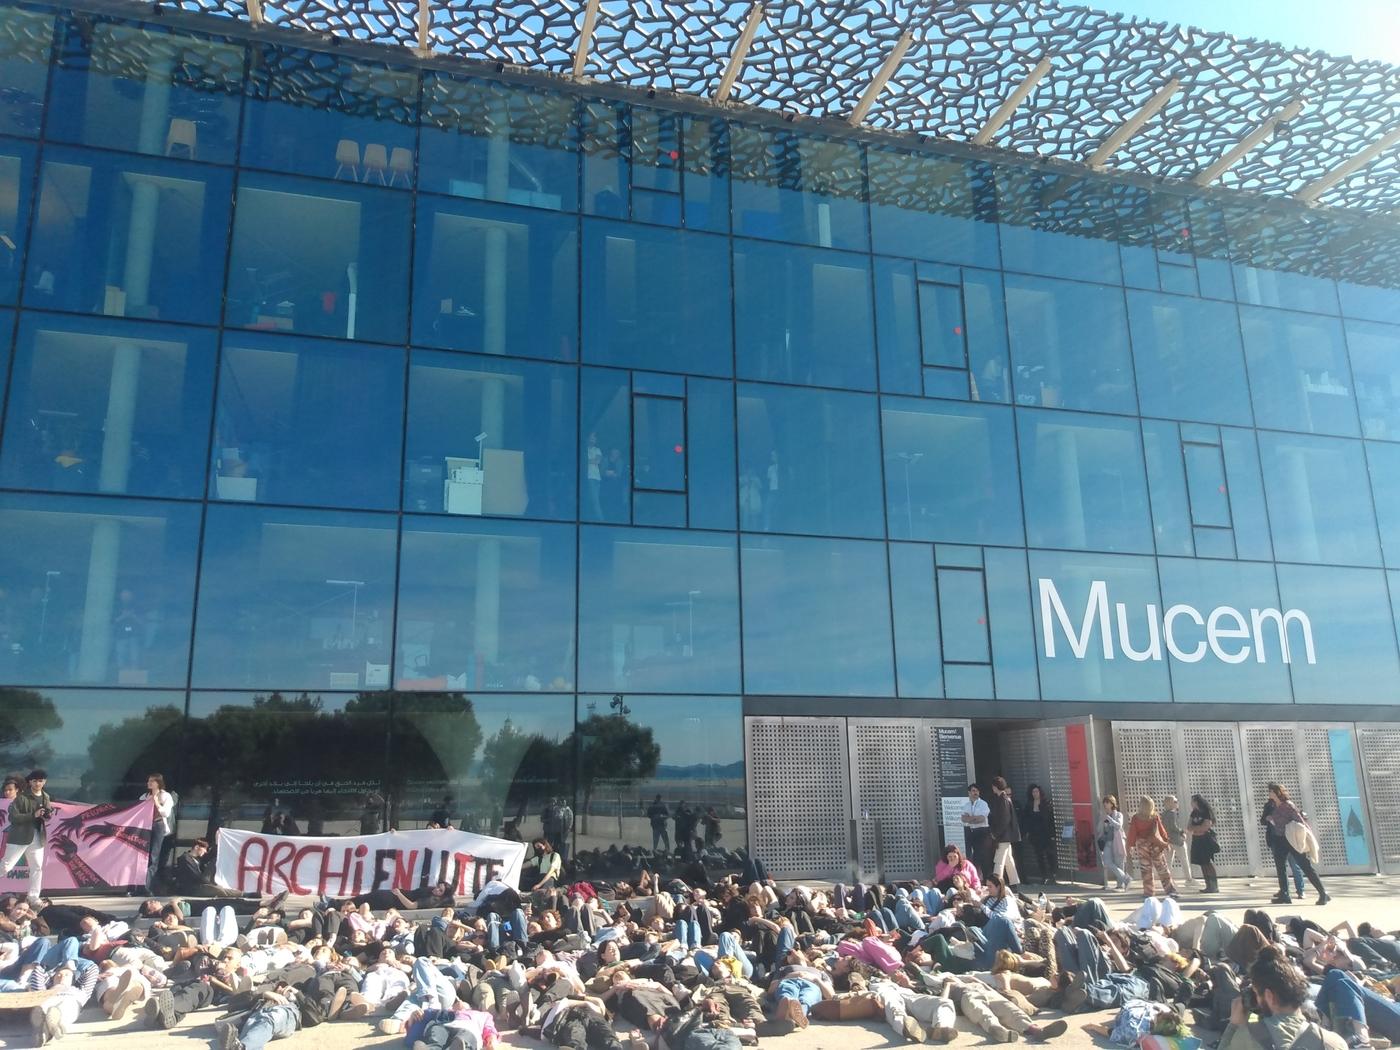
top-left (3, 873), bottom-right (1396, 1048)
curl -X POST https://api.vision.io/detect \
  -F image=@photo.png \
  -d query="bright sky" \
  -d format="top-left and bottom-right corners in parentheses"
top-left (1090, 0), bottom-right (1400, 65)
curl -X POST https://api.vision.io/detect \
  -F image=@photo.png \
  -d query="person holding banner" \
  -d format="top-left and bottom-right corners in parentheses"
top-left (1, 769), bottom-right (53, 902)
top-left (141, 773), bottom-right (175, 893)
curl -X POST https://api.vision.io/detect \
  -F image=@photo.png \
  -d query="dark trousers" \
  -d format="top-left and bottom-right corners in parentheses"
top-left (171, 980), bottom-right (216, 1020)
top-left (1271, 839), bottom-right (1324, 897)
top-left (550, 1012), bottom-right (622, 1050)
top-left (967, 828), bottom-right (993, 876)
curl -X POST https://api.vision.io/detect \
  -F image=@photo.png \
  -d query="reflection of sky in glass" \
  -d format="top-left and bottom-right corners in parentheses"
top-left (579, 694), bottom-right (741, 769)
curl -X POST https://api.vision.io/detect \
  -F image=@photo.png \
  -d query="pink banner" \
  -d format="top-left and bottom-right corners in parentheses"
top-left (0, 798), bottom-right (153, 892)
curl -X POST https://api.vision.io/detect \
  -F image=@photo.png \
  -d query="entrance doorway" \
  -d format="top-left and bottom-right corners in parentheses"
top-left (744, 716), bottom-right (972, 881)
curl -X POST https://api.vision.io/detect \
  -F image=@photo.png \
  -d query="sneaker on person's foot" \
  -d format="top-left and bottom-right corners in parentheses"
top-left (1027, 1019), bottom-right (1069, 1041)
top-left (774, 997), bottom-right (808, 1030)
top-left (757, 1019), bottom-right (795, 1038)
top-left (146, 988), bottom-right (177, 1030)
top-left (326, 985), bottom-right (349, 1020)
top-left (110, 985), bottom-right (143, 1021)
top-left (988, 1025), bottom-right (1017, 1043)
top-left (931, 1026), bottom-right (959, 1043)
top-left (1271, 893), bottom-right (1292, 904)
top-left (904, 1015), bottom-right (929, 1043)
top-left (214, 1017), bottom-right (242, 1050)
top-left (30, 1005), bottom-right (61, 1046)
top-left (1059, 974), bottom-right (1088, 1014)
top-left (1318, 893), bottom-right (1332, 905)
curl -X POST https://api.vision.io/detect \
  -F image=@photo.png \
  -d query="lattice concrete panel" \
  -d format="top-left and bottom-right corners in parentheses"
top-left (1180, 724), bottom-right (1251, 876)
top-left (1358, 726), bottom-right (1400, 874)
top-left (745, 717), bottom-right (849, 880)
top-left (1299, 726), bottom-right (1350, 871)
top-left (1112, 725), bottom-right (1177, 818)
top-left (1043, 726), bottom-right (1081, 877)
top-left (850, 720), bottom-right (926, 881)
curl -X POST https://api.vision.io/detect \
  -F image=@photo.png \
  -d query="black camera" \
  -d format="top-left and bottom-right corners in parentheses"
top-left (1239, 980), bottom-right (1258, 1015)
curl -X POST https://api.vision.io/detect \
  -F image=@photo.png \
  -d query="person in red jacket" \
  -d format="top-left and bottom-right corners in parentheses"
top-left (1125, 796), bottom-right (1178, 900)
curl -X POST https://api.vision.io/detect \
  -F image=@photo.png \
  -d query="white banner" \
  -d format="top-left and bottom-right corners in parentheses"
top-left (214, 827), bottom-right (527, 899)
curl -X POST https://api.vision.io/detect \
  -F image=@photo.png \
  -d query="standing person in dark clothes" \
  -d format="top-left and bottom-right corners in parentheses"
top-left (1262, 783), bottom-right (1330, 905)
top-left (1188, 794), bottom-right (1221, 893)
top-left (987, 776), bottom-right (1021, 888)
top-left (1, 769), bottom-right (53, 901)
top-left (647, 795), bottom-right (671, 853)
top-left (1020, 784), bottom-right (1058, 885)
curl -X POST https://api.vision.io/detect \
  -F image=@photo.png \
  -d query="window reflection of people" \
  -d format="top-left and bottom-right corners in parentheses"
top-left (602, 447), bottom-right (627, 521)
top-left (113, 588), bottom-right (144, 671)
top-left (764, 451), bottom-right (780, 530)
top-left (739, 472), bottom-right (763, 529)
top-left (646, 794), bottom-right (670, 852)
top-left (585, 432), bottom-right (603, 520)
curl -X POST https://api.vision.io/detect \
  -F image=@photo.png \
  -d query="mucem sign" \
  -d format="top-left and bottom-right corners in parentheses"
top-left (1038, 578), bottom-right (1317, 666)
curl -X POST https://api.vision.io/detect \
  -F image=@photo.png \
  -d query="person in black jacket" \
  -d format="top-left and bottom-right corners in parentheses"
top-left (1, 769), bottom-right (53, 901)
top-left (986, 775), bottom-right (1022, 888)
top-left (1020, 783), bottom-right (1058, 885)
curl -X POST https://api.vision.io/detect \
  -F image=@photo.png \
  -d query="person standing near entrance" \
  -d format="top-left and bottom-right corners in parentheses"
top-left (1262, 783), bottom-right (1330, 905)
top-left (1160, 795), bottom-right (1193, 888)
top-left (960, 785), bottom-right (991, 877)
top-left (1188, 794), bottom-right (1221, 893)
top-left (986, 776), bottom-right (1021, 887)
top-left (1, 770), bottom-right (53, 902)
top-left (1125, 796), bottom-right (1178, 899)
top-left (1020, 784), bottom-right (1058, 885)
top-left (1098, 794), bottom-right (1130, 890)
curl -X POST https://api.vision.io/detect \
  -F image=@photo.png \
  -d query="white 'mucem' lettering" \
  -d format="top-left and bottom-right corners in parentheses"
top-left (1036, 579), bottom-right (1316, 666)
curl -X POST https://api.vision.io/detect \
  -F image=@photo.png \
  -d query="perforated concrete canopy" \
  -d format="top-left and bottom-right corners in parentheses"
top-left (146, 0), bottom-right (1400, 216)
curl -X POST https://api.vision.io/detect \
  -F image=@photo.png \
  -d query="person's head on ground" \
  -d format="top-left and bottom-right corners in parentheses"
top-left (1247, 944), bottom-right (1309, 1015)
top-left (1138, 796), bottom-right (1157, 818)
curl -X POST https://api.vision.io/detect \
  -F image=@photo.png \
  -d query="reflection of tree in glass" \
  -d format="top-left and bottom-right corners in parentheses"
top-left (81, 703), bottom-right (183, 802)
top-left (480, 718), bottom-right (570, 830)
top-left (0, 687), bottom-right (61, 774)
top-left (576, 712), bottom-right (659, 835)
top-left (366, 692), bottom-right (481, 828)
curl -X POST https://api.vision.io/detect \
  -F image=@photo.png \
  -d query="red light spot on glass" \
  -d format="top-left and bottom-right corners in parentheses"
top-left (977, 618), bottom-right (986, 625)
top-left (953, 326), bottom-right (963, 335)
top-left (669, 150), bottom-right (679, 160)
top-left (1180, 228), bottom-right (1191, 238)
top-left (674, 445), bottom-right (684, 454)
top-left (1218, 485), bottom-right (1227, 493)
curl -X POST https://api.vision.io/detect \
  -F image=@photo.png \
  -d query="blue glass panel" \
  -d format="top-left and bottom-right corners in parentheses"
top-left (1141, 419), bottom-right (1192, 556)
top-left (396, 516), bottom-right (575, 690)
top-left (0, 7), bottom-right (54, 138)
top-left (997, 170), bottom-right (1123, 284)
top-left (730, 124), bottom-right (867, 251)
top-left (1005, 275), bottom-right (1136, 415)
top-left (581, 369), bottom-right (631, 524)
top-left (1258, 432), bottom-right (1380, 567)
top-left (242, 45), bottom-right (417, 185)
top-left (1348, 320), bottom-right (1400, 441)
top-left (1240, 306), bottom-right (1358, 437)
top-left (192, 504), bottom-right (397, 689)
top-left (738, 384), bottom-right (884, 538)
top-left (1197, 257), bottom-right (1234, 301)
top-left (1018, 409), bottom-right (1154, 554)
top-left (734, 238), bottom-right (875, 390)
top-left (215, 334), bottom-right (404, 510)
top-left (420, 74), bottom-right (578, 211)
top-left (965, 270), bottom-right (1012, 405)
top-left (1180, 422), bottom-right (1218, 444)
top-left (923, 368), bottom-right (967, 399)
top-left (1220, 427), bottom-right (1273, 561)
top-left (0, 313), bottom-right (215, 499)
top-left (866, 149), bottom-right (999, 268)
top-left (1158, 261), bottom-right (1198, 297)
top-left (686, 378), bottom-right (736, 531)
top-left (633, 372), bottom-right (683, 396)
top-left (945, 664), bottom-right (993, 700)
top-left (1275, 564), bottom-right (1400, 704)
top-left (580, 100), bottom-right (628, 218)
top-left (682, 115), bottom-right (730, 235)
top-left (1365, 442), bottom-right (1400, 569)
top-left (1156, 557), bottom-right (1291, 703)
top-left (1120, 244), bottom-right (1158, 290)
top-left (1339, 282), bottom-right (1400, 325)
top-left (406, 349), bottom-right (576, 521)
top-left (1233, 264), bottom-right (1338, 315)
top-left (627, 105), bottom-right (683, 226)
top-left (874, 258), bottom-right (921, 395)
top-left (582, 219), bottom-right (732, 377)
top-left (935, 545), bottom-right (982, 568)
top-left (632, 490), bottom-right (685, 527)
top-left (1193, 528), bottom-right (1236, 559)
top-left (938, 567), bottom-right (989, 663)
top-left (226, 172), bottom-right (411, 346)
top-left (413, 196), bottom-right (578, 360)
top-left (1029, 550), bottom-right (1171, 702)
top-left (919, 281), bottom-right (966, 368)
top-left (889, 542), bottom-right (941, 698)
top-left (0, 492), bottom-right (200, 686)
top-left (48, 16), bottom-right (243, 163)
top-left (741, 534), bottom-right (893, 696)
top-left (26, 147), bottom-right (232, 325)
top-left (634, 394), bottom-right (685, 492)
top-left (1184, 442), bottom-right (1230, 527)
top-left (985, 547), bottom-right (1039, 699)
top-left (881, 398), bottom-right (1023, 546)
top-left (578, 526), bottom-right (740, 693)
top-left (1126, 290), bottom-right (1252, 426)
top-left (0, 141), bottom-right (36, 305)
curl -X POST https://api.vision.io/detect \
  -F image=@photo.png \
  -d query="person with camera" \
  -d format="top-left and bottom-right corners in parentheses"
top-left (1219, 945), bottom-right (1345, 1050)
top-left (1, 768), bottom-right (54, 902)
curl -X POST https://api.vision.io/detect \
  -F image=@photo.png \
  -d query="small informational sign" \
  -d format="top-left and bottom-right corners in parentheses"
top-left (941, 797), bottom-right (966, 851)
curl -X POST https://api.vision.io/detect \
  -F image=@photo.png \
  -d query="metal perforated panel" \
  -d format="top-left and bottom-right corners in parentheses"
top-left (850, 719), bottom-right (927, 881)
top-left (1241, 724), bottom-right (1296, 873)
top-left (744, 717), bottom-right (851, 880)
top-left (1112, 723), bottom-right (1178, 818)
top-left (1043, 726), bottom-right (1082, 877)
top-left (1299, 726), bottom-right (1349, 870)
top-left (1180, 724), bottom-right (1251, 876)
top-left (1358, 725), bottom-right (1400, 874)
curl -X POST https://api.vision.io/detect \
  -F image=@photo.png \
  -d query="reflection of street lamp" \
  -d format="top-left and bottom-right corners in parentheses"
top-left (889, 452), bottom-right (924, 535)
top-left (610, 693), bottom-right (630, 716)
top-left (665, 590), bottom-right (703, 657)
top-left (475, 431), bottom-right (488, 463)
top-left (326, 579), bottom-right (365, 648)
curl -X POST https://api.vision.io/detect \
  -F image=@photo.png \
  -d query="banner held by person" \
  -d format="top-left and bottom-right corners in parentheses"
top-left (214, 826), bottom-right (526, 898)
top-left (0, 798), bottom-right (153, 892)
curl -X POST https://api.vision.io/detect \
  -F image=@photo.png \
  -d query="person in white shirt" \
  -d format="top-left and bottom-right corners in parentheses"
top-left (961, 784), bottom-right (992, 876)
top-left (141, 774), bottom-right (175, 892)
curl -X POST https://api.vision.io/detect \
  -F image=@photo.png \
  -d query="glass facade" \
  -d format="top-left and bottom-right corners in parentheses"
top-left (3, 3), bottom-right (1400, 860)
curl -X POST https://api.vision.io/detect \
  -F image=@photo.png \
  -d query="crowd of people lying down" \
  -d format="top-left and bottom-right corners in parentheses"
top-left (5, 831), bottom-right (1400, 1050)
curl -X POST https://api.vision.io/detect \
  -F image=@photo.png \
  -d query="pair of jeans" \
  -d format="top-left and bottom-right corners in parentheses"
top-left (1318, 969), bottom-right (1400, 1042)
top-left (239, 1003), bottom-right (299, 1050)
top-left (486, 909), bottom-right (528, 950)
top-left (200, 905), bottom-right (238, 947)
top-left (0, 840), bottom-right (45, 899)
top-left (711, 931), bottom-right (753, 978)
top-left (412, 958), bottom-right (459, 1012)
top-left (775, 977), bottom-right (822, 1015)
top-left (894, 896), bottom-right (924, 932)
top-left (674, 918), bottom-right (702, 949)
top-left (1270, 840), bottom-right (1325, 897)
top-left (972, 913), bottom-right (1022, 970)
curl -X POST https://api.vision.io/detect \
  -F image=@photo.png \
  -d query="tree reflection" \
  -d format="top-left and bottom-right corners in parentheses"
top-left (0, 687), bottom-right (61, 773)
